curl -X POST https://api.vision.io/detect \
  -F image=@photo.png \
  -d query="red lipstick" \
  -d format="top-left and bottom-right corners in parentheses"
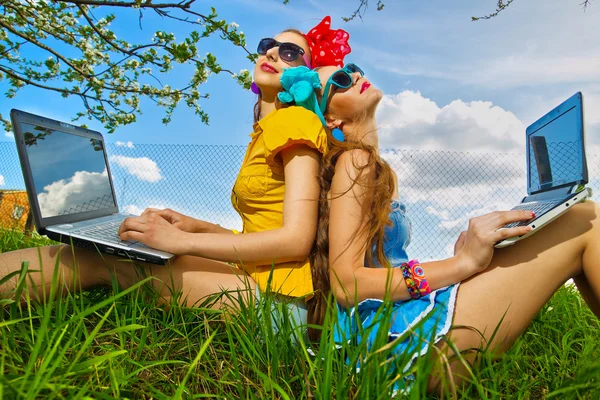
top-left (360, 81), bottom-right (371, 94)
top-left (260, 63), bottom-right (278, 73)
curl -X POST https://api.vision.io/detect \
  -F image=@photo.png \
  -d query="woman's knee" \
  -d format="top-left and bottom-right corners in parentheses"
top-left (563, 200), bottom-right (598, 231)
top-left (427, 326), bottom-right (498, 394)
top-left (54, 244), bottom-right (132, 289)
top-left (562, 200), bottom-right (600, 257)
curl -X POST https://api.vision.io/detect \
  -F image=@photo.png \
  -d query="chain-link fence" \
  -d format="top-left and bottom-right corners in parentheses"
top-left (1, 142), bottom-right (598, 261)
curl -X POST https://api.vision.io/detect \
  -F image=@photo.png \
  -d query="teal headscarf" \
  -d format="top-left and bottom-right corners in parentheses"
top-left (278, 66), bottom-right (328, 127)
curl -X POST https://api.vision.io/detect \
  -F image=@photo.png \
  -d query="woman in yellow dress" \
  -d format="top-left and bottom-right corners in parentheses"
top-left (0, 17), bottom-right (350, 324)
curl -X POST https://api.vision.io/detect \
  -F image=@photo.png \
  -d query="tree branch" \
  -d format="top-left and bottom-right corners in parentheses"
top-left (6, 2), bottom-right (83, 43)
top-left (342, 0), bottom-right (385, 22)
top-left (0, 41), bottom-right (28, 57)
top-left (0, 0), bottom-right (251, 132)
top-left (59, 0), bottom-right (196, 10)
top-left (76, 4), bottom-right (131, 55)
top-left (471, 0), bottom-right (592, 21)
top-left (0, 64), bottom-right (102, 101)
top-left (0, 17), bottom-right (94, 80)
top-left (63, 0), bottom-right (252, 56)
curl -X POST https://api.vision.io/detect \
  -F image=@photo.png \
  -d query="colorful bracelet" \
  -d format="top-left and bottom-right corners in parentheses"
top-left (400, 260), bottom-right (432, 299)
top-left (400, 262), bottom-right (420, 299)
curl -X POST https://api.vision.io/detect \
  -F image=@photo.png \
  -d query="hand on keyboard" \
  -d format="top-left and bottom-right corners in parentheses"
top-left (118, 212), bottom-right (189, 255)
top-left (453, 210), bottom-right (535, 278)
top-left (140, 208), bottom-right (201, 233)
top-left (502, 200), bottom-right (560, 228)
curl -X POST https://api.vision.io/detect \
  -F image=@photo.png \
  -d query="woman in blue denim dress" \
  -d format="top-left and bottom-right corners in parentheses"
top-left (333, 198), bottom-right (458, 369)
top-left (288, 64), bottom-right (600, 393)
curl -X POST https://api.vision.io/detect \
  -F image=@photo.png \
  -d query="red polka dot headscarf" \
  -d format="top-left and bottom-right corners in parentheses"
top-left (303, 16), bottom-right (351, 68)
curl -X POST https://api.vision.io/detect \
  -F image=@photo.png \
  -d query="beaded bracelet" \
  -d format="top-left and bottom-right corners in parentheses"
top-left (400, 259), bottom-right (432, 299)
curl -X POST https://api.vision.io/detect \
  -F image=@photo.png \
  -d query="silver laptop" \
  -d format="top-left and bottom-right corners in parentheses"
top-left (10, 109), bottom-right (174, 264)
top-left (495, 92), bottom-right (592, 248)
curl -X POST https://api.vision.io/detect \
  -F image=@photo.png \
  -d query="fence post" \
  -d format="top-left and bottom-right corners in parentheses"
top-left (24, 211), bottom-right (34, 237)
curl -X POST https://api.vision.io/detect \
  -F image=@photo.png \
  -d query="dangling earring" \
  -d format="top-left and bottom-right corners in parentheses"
top-left (332, 128), bottom-right (345, 142)
top-left (251, 82), bottom-right (261, 95)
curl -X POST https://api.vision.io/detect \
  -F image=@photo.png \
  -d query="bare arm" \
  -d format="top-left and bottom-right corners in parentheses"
top-left (329, 150), bottom-right (477, 307)
top-left (138, 208), bottom-right (235, 234)
top-left (184, 144), bottom-right (320, 264)
top-left (120, 144), bottom-right (321, 266)
top-left (195, 221), bottom-right (236, 234)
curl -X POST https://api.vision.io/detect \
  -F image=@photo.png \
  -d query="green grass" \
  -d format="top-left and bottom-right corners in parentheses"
top-left (1, 227), bottom-right (599, 399)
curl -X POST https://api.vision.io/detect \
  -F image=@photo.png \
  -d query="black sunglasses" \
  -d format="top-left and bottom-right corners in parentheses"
top-left (257, 38), bottom-right (311, 66)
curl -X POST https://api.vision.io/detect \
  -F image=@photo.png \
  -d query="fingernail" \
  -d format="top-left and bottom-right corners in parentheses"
top-left (531, 212), bottom-right (536, 218)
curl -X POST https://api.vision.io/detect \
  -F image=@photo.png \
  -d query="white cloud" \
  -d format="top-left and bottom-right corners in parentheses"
top-left (425, 206), bottom-right (449, 221)
top-left (38, 169), bottom-right (113, 217)
top-left (376, 87), bottom-right (600, 261)
top-left (427, 202), bottom-right (519, 233)
top-left (0, 174), bottom-right (4, 186)
top-left (382, 149), bottom-right (526, 210)
top-left (585, 91), bottom-right (600, 126)
top-left (121, 204), bottom-right (145, 216)
top-left (443, 243), bottom-right (456, 259)
top-left (376, 90), bottom-right (526, 152)
top-left (512, 88), bottom-right (600, 132)
top-left (4, 131), bottom-right (14, 138)
top-left (109, 155), bottom-right (163, 183)
top-left (582, 92), bottom-right (600, 151)
top-left (115, 141), bottom-right (135, 148)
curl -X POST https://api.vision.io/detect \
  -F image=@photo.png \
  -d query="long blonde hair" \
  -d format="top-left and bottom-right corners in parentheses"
top-left (307, 131), bottom-right (396, 341)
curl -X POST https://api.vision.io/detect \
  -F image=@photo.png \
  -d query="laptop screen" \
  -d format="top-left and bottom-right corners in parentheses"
top-left (527, 104), bottom-right (584, 193)
top-left (19, 122), bottom-right (116, 219)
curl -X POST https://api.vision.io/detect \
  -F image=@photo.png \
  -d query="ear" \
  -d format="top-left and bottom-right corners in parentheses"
top-left (325, 115), bottom-right (343, 130)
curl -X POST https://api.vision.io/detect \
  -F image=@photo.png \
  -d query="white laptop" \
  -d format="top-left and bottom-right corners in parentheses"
top-left (495, 92), bottom-right (592, 248)
top-left (10, 109), bottom-right (174, 264)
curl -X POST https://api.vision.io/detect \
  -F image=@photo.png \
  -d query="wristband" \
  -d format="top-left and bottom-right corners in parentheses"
top-left (409, 259), bottom-right (432, 297)
top-left (401, 260), bottom-right (431, 299)
top-left (401, 262), bottom-right (421, 299)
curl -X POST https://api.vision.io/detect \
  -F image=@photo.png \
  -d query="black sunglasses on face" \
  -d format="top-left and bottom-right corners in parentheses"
top-left (257, 38), bottom-right (311, 66)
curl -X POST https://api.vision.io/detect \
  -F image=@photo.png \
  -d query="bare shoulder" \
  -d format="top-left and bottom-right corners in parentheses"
top-left (335, 149), bottom-right (373, 178)
top-left (332, 149), bottom-right (375, 199)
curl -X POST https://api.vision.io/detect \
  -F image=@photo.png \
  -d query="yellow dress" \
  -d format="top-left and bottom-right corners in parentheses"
top-left (230, 106), bottom-right (328, 298)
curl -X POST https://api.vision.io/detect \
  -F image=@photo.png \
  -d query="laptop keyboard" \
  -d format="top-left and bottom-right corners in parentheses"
top-left (72, 220), bottom-right (137, 246)
top-left (502, 200), bottom-right (563, 228)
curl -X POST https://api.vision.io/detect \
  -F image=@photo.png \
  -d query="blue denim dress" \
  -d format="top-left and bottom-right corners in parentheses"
top-left (333, 199), bottom-right (459, 380)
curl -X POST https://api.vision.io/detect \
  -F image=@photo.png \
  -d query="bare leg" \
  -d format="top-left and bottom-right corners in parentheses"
top-left (573, 274), bottom-right (600, 317)
top-left (0, 244), bottom-right (256, 308)
top-left (429, 200), bottom-right (600, 391)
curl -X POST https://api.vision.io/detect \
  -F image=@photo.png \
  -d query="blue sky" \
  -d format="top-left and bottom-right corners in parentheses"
top-left (1, 0), bottom-right (599, 260)
top-left (2, 0), bottom-right (599, 147)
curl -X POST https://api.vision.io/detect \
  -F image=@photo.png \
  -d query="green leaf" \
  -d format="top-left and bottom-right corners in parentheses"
top-left (72, 350), bottom-right (128, 371)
